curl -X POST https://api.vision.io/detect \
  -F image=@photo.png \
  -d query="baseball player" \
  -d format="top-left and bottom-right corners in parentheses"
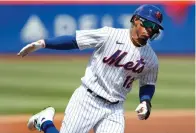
top-left (18, 5), bottom-right (163, 133)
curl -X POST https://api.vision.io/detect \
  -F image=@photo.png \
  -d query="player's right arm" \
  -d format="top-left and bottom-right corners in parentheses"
top-left (17, 27), bottom-right (109, 57)
top-left (135, 63), bottom-right (159, 120)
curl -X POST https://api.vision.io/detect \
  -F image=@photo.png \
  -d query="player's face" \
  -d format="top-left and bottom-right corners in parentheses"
top-left (134, 17), bottom-right (159, 43)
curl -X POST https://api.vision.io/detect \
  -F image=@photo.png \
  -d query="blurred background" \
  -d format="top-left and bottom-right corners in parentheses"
top-left (0, 1), bottom-right (195, 133)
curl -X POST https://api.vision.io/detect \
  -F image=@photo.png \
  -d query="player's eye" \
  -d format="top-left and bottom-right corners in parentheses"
top-left (140, 18), bottom-right (159, 31)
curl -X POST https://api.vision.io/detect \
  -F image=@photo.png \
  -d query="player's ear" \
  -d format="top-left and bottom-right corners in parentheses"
top-left (132, 15), bottom-right (140, 26)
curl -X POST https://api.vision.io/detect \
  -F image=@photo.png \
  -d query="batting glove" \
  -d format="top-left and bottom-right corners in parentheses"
top-left (135, 100), bottom-right (151, 120)
top-left (17, 40), bottom-right (45, 57)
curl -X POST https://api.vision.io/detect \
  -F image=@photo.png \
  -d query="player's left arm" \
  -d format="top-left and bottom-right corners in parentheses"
top-left (135, 64), bottom-right (158, 120)
top-left (17, 27), bottom-right (109, 57)
top-left (17, 35), bottom-right (79, 57)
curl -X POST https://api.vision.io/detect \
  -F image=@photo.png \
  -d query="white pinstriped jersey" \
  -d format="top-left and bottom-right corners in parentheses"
top-left (76, 26), bottom-right (159, 102)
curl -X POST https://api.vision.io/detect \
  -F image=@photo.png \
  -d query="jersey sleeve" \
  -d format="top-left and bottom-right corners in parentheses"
top-left (139, 64), bottom-right (159, 87)
top-left (76, 26), bottom-right (109, 50)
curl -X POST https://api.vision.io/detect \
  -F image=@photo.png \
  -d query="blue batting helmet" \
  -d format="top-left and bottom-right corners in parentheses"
top-left (131, 4), bottom-right (164, 30)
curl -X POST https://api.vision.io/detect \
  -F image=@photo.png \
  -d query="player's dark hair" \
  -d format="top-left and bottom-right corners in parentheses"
top-left (130, 15), bottom-right (140, 24)
top-left (130, 15), bottom-right (141, 27)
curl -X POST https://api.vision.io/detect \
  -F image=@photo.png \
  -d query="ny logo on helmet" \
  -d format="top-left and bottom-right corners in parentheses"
top-left (155, 11), bottom-right (162, 22)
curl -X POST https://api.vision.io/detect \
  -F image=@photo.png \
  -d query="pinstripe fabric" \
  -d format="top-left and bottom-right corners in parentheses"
top-left (76, 26), bottom-right (158, 101)
top-left (59, 86), bottom-right (124, 133)
top-left (60, 26), bottom-right (159, 133)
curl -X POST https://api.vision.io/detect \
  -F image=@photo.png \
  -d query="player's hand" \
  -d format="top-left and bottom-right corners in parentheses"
top-left (17, 40), bottom-right (45, 57)
top-left (135, 100), bottom-right (151, 120)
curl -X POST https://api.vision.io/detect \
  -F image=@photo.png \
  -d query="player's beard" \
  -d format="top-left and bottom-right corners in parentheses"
top-left (136, 30), bottom-right (149, 45)
top-left (139, 35), bottom-right (149, 43)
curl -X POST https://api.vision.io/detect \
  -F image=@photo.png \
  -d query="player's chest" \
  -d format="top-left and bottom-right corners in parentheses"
top-left (101, 48), bottom-right (149, 75)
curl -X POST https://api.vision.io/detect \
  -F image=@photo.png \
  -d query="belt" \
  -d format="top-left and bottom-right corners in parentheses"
top-left (87, 89), bottom-right (119, 104)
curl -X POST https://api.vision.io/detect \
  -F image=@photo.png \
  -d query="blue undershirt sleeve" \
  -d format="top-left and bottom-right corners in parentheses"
top-left (139, 85), bottom-right (155, 103)
top-left (44, 35), bottom-right (79, 50)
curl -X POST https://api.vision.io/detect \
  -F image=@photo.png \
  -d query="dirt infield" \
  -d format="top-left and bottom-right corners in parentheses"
top-left (0, 110), bottom-right (194, 133)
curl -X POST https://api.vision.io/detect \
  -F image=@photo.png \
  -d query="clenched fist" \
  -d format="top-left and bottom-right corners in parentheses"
top-left (135, 100), bottom-right (151, 120)
top-left (17, 40), bottom-right (45, 57)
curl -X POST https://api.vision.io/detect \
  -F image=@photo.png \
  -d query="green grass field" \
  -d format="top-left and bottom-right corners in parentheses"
top-left (0, 56), bottom-right (194, 114)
